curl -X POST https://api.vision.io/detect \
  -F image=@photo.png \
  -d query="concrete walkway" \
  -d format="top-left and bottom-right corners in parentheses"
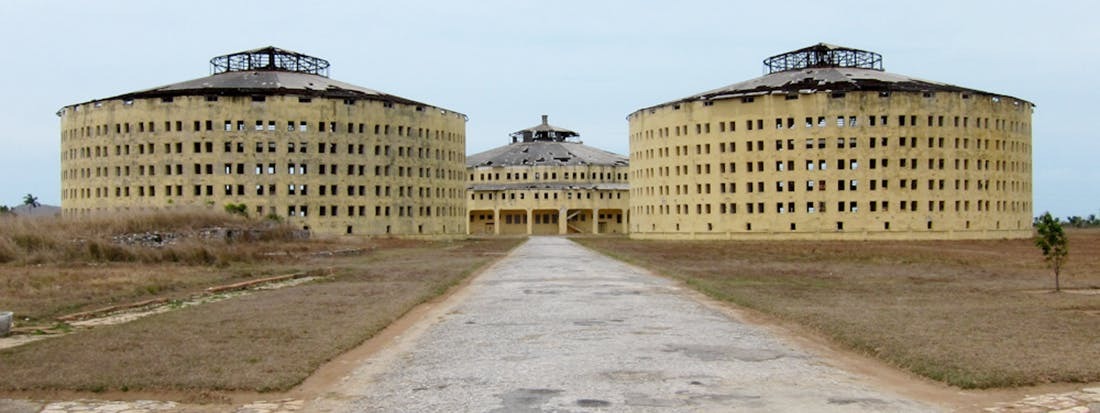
top-left (308, 237), bottom-right (936, 412)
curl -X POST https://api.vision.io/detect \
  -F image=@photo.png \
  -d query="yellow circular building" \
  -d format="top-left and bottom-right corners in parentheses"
top-left (467, 116), bottom-right (630, 235)
top-left (628, 44), bottom-right (1033, 240)
top-left (59, 47), bottom-right (468, 236)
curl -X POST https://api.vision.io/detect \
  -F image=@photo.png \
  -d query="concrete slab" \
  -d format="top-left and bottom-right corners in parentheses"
top-left (309, 237), bottom-right (938, 412)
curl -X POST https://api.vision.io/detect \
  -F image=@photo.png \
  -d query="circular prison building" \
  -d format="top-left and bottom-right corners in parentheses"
top-left (627, 43), bottom-right (1033, 240)
top-left (59, 47), bottom-right (468, 236)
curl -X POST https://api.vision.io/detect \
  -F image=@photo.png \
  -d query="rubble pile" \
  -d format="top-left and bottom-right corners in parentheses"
top-left (110, 231), bottom-right (180, 248)
top-left (112, 226), bottom-right (308, 247)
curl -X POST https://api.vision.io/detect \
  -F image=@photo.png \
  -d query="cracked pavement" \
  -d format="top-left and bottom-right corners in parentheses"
top-left (307, 237), bottom-right (935, 412)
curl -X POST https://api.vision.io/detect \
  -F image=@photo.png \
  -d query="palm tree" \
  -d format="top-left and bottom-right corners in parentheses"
top-left (22, 193), bottom-right (39, 208)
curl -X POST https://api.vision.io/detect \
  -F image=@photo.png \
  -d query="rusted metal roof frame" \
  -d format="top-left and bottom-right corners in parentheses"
top-left (210, 46), bottom-right (331, 77)
top-left (763, 43), bottom-right (883, 74)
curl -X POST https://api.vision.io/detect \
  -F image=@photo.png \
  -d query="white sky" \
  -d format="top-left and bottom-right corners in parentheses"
top-left (1, 0), bottom-right (1096, 217)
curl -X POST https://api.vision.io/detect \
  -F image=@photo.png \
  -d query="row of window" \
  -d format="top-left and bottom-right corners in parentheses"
top-left (634, 136), bottom-right (1030, 161)
top-left (642, 219), bottom-right (1012, 233)
top-left (284, 204), bottom-right (450, 218)
top-left (63, 184), bottom-right (465, 201)
top-left (473, 212), bottom-right (626, 224)
top-left (64, 119), bottom-right (462, 144)
top-left (640, 177), bottom-right (1025, 197)
top-left (470, 190), bottom-right (626, 201)
top-left (65, 141), bottom-right (460, 163)
top-left (638, 198), bottom-right (1029, 216)
top-left (633, 158), bottom-right (1029, 182)
top-left (471, 170), bottom-right (629, 182)
top-left (636, 113), bottom-right (1029, 141)
top-left (64, 162), bottom-right (463, 182)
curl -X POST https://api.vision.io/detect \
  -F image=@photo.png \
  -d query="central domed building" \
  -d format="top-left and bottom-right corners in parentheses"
top-left (627, 43), bottom-right (1033, 240)
top-left (466, 116), bottom-right (629, 235)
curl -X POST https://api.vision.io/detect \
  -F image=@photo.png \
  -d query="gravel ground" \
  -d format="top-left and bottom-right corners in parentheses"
top-left (308, 236), bottom-right (937, 412)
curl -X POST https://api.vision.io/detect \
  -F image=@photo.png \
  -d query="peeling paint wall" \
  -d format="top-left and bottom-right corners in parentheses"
top-left (60, 95), bottom-right (467, 236)
top-left (467, 164), bottom-right (630, 235)
top-left (628, 90), bottom-right (1033, 240)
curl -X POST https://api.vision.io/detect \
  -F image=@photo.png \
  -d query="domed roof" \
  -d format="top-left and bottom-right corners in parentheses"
top-left (112, 70), bottom-right (419, 103)
top-left (637, 43), bottom-right (1032, 112)
top-left (509, 115), bottom-right (579, 143)
top-left (77, 46), bottom-right (450, 109)
top-left (468, 115), bottom-right (628, 168)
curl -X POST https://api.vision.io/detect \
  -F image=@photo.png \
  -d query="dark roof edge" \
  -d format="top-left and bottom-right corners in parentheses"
top-left (61, 88), bottom-right (465, 117)
top-left (109, 87), bottom-right (423, 106)
top-left (629, 77), bottom-right (1034, 117)
top-left (59, 74), bottom-right (467, 118)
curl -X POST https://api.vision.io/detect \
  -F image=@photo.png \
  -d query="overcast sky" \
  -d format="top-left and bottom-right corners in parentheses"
top-left (1, 0), bottom-right (1096, 217)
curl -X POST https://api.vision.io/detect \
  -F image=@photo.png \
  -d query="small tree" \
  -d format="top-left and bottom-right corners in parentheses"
top-left (22, 193), bottom-right (39, 208)
top-left (1034, 212), bottom-right (1068, 292)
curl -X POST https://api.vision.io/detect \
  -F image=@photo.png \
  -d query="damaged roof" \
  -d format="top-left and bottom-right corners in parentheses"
top-left (635, 43), bottom-right (1032, 113)
top-left (64, 46), bottom-right (460, 114)
top-left (107, 70), bottom-right (426, 105)
top-left (469, 115), bottom-right (629, 168)
top-left (467, 141), bottom-right (629, 168)
top-left (686, 67), bottom-right (999, 100)
top-left (510, 115), bottom-right (579, 142)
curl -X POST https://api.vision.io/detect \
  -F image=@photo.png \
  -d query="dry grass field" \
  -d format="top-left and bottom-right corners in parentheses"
top-left (0, 211), bottom-right (521, 394)
top-left (0, 210), bottom-right (339, 322)
top-left (576, 230), bottom-right (1100, 389)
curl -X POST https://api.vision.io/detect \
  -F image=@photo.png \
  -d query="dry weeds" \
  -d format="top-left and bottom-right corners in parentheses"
top-left (0, 210), bottom-right (341, 322)
top-left (0, 234), bottom-right (521, 393)
top-left (575, 230), bottom-right (1100, 389)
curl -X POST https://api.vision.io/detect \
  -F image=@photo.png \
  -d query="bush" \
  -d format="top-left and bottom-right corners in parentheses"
top-left (224, 203), bottom-right (248, 217)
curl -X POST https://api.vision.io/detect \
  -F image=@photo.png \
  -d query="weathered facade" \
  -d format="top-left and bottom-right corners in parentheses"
top-left (628, 44), bottom-right (1033, 240)
top-left (59, 47), bottom-right (467, 236)
top-left (467, 116), bottom-right (629, 235)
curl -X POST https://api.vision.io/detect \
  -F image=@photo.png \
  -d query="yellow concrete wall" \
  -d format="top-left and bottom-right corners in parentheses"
top-left (466, 164), bottom-right (630, 234)
top-left (60, 94), bottom-right (467, 236)
top-left (628, 91), bottom-right (1033, 240)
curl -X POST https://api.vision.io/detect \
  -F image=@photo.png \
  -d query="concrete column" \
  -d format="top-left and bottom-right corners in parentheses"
top-left (493, 208), bottom-right (501, 235)
top-left (624, 209), bottom-right (630, 234)
top-left (526, 209), bottom-right (533, 235)
top-left (592, 208), bottom-right (600, 234)
top-left (558, 208), bottom-right (567, 235)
